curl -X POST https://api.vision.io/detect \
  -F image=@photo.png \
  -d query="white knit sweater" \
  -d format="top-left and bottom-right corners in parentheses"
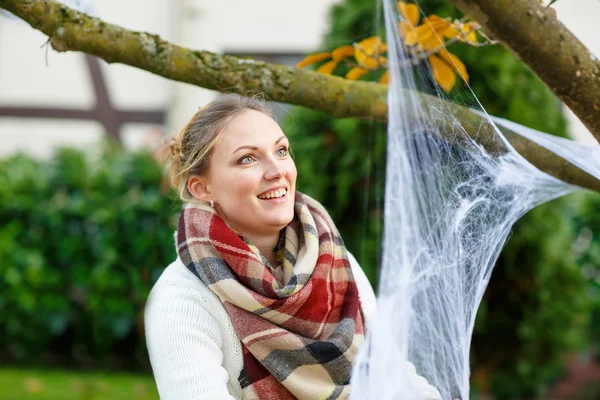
top-left (145, 254), bottom-right (442, 400)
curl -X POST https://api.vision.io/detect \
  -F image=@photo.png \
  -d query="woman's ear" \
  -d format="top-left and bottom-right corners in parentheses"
top-left (188, 175), bottom-right (212, 203)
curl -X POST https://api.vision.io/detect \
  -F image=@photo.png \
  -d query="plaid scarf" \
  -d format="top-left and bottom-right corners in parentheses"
top-left (176, 191), bottom-right (365, 399)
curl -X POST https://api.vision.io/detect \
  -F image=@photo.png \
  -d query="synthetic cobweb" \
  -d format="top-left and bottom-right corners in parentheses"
top-left (350, 1), bottom-right (600, 399)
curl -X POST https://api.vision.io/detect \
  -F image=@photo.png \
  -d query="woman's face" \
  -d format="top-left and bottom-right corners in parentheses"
top-left (199, 109), bottom-right (297, 236)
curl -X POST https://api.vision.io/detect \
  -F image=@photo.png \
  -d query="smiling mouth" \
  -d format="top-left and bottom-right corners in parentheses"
top-left (257, 188), bottom-right (287, 200)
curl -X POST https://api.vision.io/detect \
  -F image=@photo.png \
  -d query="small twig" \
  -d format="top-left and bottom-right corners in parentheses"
top-left (40, 37), bottom-right (51, 66)
top-left (476, 29), bottom-right (497, 45)
top-left (454, 21), bottom-right (497, 46)
top-left (547, 0), bottom-right (559, 6)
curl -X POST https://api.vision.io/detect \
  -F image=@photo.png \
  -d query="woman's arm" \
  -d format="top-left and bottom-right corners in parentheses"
top-left (346, 251), bottom-right (377, 326)
top-left (145, 279), bottom-right (237, 400)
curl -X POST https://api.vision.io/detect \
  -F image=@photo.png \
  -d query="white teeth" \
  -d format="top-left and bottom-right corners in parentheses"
top-left (258, 188), bottom-right (287, 199)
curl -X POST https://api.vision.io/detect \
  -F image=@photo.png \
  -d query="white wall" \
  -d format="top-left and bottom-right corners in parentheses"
top-left (0, 0), bottom-right (178, 158)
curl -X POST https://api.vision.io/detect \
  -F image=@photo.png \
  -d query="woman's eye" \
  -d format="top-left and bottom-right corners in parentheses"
top-left (277, 147), bottom-right (288, 156)
top-left (240, 155), bottom-right (254, 164)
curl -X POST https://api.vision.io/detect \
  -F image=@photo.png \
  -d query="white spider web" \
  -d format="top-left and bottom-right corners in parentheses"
top-left (350, 1), bottom-right (600, 399)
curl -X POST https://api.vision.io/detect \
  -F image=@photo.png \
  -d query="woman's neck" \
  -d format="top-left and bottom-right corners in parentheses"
top-left (244, 232), bottom-right (280, 267)
top-left (216, 211), bottom-right (282, 267)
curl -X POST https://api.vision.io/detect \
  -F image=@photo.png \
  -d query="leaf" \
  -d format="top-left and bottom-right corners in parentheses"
top-left (399, 21), bottom-right (415, 44)
top-left (332, 45), bottom-right (355, 62)
top-left (440, 24), bottom-right (461, 40)
top-left (379, 71), bottom-right (389, 85)
top-left (346, 67), bottom-right (369, 80)
top-left (398, 21), bottom-right (418, 46)
top-left (438, 49), bottom-right (469, 82)
top-left (317, 60), bottom-right (338, 75)
top-left (419, 28), bottom-right (445, 51)
top-left (297, 52), bottom-right (331, 68)
top-left (406, 16), bottom-right (448, 50)
top-left (423, 15), bottom-right (451, 32)
top-left (354, 37), bottom-right (386, 69)
top-left (398, 1), bottom-right (419, 27)
top-left (462, 22), bottom-right (478, 43)
top-left (429, 54), bottom-right (456, 93)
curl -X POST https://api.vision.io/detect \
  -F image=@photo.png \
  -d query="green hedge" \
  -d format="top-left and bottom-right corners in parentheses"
top-left (574, 193), bottom-right (600, 357)
top-left (0, 146), bottom-right (178, 370)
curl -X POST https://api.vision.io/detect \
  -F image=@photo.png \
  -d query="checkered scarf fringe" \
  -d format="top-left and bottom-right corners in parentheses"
top-left (176, 191), bottom-right (365, 399)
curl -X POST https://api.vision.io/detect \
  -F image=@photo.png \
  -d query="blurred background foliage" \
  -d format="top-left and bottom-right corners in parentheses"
top-left (0, 0), bottom-right (598, 399)
top-left (0, 146), bottom-right (178, 372)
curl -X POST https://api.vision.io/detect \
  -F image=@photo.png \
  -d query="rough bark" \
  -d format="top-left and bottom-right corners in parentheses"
top-left (0, 0), bottom-right (599, 192)
top-left (449, 0), bottom-right (600, 143)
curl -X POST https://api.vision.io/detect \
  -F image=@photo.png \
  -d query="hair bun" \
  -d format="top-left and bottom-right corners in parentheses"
top-left (169, 137), bottom-right (182, 161)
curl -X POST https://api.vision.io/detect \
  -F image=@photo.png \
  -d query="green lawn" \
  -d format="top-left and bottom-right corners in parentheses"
top-left (0, 368), bottom-right (159, 400)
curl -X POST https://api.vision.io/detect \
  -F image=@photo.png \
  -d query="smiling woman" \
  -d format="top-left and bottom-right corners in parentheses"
top-left (144, 94), bottom-right (439, 399)
top-left (186, 108), bottom-right (298, 268)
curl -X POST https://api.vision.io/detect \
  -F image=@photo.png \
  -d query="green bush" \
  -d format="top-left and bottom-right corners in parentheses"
top-left (573, 192), bottom-right (600, 356)
top-left (286, 0), bottom-right (592, 397)
top-left (0, 146), bottom-right (178, 370)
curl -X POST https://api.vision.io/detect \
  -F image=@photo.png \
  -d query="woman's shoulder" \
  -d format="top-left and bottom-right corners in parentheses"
top-left (151, 257), bottom-right (205, 290)
top-left (145, 258), bottom-right (226, 322)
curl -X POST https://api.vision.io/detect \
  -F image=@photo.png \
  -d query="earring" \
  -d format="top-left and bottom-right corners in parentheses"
top-left (210, 199), bottom-right (214, 208)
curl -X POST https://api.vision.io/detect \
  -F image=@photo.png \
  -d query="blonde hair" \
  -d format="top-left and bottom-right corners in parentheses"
top-left (169, 93), bottom-right (273, 202)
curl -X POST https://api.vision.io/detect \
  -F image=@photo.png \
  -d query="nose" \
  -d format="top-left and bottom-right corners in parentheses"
top-left (264, 157), bottom-right (287, 181)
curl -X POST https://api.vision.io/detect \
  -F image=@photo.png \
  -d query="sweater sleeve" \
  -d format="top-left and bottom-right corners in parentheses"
top-left (346, 251), bottom-right (378, 327)
top-left (144, 279), bottom-right (237, 400)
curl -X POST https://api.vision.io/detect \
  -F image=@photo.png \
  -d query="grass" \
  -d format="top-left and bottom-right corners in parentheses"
top-left (0, 368), bottom-right (159, 400)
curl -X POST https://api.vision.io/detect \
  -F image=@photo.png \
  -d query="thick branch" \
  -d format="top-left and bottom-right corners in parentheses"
top-left (0, 0), bottom-right (598, 193)
top-left (0, 0), bottom-right (387, 121)
top-left (449, 0), bottom-right (600, 143)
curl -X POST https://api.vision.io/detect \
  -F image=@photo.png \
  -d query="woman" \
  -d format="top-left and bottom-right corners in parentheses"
top-left (145, 94), bottom-right (440, 399)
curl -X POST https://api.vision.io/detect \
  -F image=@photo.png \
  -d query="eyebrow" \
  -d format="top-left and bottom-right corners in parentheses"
top-left (231, 135), bottom-right (287, 155)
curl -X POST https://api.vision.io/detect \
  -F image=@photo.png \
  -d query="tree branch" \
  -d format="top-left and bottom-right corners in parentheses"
top-left (0, 1), bottom-right (390, 120)
top-left (449, 0), bottom-right (600, 143)
top-left (0, 0), bottom-right (598, 193)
